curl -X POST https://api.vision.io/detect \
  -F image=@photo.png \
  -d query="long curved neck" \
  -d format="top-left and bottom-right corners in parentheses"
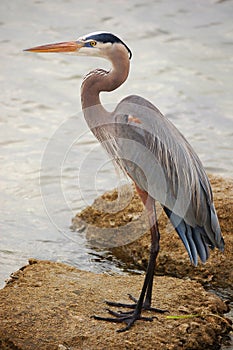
top-left (81, 46), bottom-right (130, 128)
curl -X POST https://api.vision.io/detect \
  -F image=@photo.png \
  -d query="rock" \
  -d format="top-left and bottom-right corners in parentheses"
top-left (1, 174), bottom-right (232, 348)
top-left (0, 259), bottom-right (231, 350)
top-left (72, 175), bottom-right (233, 294)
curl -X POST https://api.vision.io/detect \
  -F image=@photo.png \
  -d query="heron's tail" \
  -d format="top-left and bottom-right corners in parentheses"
top-left (163, 206), bottom-right (224, 266)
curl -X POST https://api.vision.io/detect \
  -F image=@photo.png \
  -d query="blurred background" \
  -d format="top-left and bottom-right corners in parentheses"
top-left (0, 0), bottom-right (233, 288)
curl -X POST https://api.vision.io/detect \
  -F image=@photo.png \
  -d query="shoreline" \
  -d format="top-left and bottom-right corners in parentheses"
top-left (0, 174), bottom-right (232, 349)
top-left (0, 259), bottom-right (232, 349)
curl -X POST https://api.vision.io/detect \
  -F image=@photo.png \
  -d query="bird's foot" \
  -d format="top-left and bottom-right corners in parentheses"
top-left (92, 294), bottom-right (168, 332)
top-left (106, 293), bottom-right (168, 313)
top-left (92, 308), bottom-right (154, 332)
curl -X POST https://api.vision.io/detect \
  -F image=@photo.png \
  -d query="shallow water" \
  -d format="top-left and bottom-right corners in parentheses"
top-left (0, 0), bottom-right (232, 300)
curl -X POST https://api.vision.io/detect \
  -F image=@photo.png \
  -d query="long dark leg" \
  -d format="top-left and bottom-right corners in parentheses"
top-left (107, 196), bottom-right (161, 309)
top-left (130, 207), bottom-right (159, 314)
top-left (143, 199), bottom-right (160, 308)
top-left (93, 196), bottom-right (166, 331)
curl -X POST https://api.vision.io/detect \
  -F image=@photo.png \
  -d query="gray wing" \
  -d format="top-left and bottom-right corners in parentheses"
top-left (109, 95), bottom-right (224, 265)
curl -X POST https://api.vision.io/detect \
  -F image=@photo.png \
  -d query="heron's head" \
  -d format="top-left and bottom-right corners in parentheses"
top-left (25, 31), bottom-right (132, 61)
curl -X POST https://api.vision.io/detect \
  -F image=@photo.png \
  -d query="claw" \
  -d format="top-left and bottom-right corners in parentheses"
top-left (93, 294), bottom-right (168, 331)
top-left (93, 311), bottom-right (153, 332)
top-left (105, 294), bottom-right (168, 313)
top-left (128, 293), bottom-right (137, 303)
top-left (105, 300), bottom-right (135, 309)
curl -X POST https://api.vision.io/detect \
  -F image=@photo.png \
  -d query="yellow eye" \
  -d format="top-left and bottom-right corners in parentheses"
top-left (90, 41), bottom-right (97, 47)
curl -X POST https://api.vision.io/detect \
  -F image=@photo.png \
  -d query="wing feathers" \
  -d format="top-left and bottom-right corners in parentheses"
top-left (163, 206), bottom-right (210, 265)
top-left (111, 95), bottom-right (224, 264)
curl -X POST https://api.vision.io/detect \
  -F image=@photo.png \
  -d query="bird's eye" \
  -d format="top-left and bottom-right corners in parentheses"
top-left (90, 41), bottom-right (97, 47)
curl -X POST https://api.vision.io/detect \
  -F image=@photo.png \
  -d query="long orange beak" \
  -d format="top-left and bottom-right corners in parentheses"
top-left (24, 40), bottom-right (83, 53)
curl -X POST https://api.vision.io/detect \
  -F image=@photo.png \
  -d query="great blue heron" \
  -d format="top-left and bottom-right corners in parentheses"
top-left (25, 31), bottom-right (224, 332)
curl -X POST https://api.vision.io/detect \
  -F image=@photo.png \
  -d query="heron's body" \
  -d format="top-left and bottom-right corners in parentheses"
top-left (26, 31), bottom-right (224, 332)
